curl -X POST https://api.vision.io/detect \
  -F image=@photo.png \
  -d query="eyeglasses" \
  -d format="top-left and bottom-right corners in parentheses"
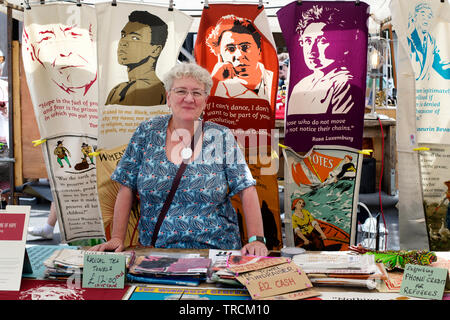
top-left (171, 87), bottom-right (207, 99)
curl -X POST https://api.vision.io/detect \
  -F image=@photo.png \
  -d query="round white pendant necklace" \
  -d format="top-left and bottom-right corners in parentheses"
top-left (180, 146), bottom-right (193, 160)
top-left (170, 122), bottom-right (193, 160)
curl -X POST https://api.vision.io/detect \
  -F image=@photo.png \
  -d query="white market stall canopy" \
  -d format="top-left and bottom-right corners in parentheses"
top-left (1, 0), bottom-right (394, 34)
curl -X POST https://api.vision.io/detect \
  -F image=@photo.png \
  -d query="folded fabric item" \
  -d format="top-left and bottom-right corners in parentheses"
top-left (126, 274), bottom-right (201, 286)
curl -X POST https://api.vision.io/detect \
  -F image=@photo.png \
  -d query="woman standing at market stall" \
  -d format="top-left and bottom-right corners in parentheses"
top-left (91, 62), bottom-right (267, 256)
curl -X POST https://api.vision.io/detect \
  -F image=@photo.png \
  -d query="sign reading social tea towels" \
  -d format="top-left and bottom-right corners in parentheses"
top-left (194, 4), bottom-right (282, 250)
top-left (22, 3), bottom-right (104, 243)
top-left (277, 1), bottom-right (369, 153)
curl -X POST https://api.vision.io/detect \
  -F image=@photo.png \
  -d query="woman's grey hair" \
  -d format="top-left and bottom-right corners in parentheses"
top-left (162, 62), bottom-right (213, 95)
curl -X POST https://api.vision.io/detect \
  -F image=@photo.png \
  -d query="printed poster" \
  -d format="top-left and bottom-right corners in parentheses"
top-left (391, 0), bottom-right (450, 250)
top-left (391, 1), bottom-right (450, 144)
top-left (277, 1), bottom-right (369, 153)
top-left (95, 2), bottom-right (192, 149)
top-left (419, 145), bottom-right (450, 251)
top-left (194, 4), bottom-right (282, 250)
top-left (95, 3), bottom-right (192, 248)
top-left (22, 3), bottom-right (104, 243)
top-left (282, 145), bottom-right (362, 250)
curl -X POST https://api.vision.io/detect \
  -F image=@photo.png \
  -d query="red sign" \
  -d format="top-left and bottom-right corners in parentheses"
top-left (0, 214), bottom-right (26, 241)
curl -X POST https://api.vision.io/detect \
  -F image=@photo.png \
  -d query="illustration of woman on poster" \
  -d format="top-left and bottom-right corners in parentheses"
top-left (292, 198), bottom-right (327, 250)
top-left (287, 5), bottom-right (358, 115)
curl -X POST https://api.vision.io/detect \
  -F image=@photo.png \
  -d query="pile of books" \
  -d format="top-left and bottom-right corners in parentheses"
top-left (207, 249), bottom-right (243, 286)
top-left (43, 248), bottom-right (135, 280)
top-left (127, 252), bottom-right (211, 286)
top-left (292, 251), bottom-right (388, 289)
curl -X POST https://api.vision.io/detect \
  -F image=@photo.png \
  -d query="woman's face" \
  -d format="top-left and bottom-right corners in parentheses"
top-left (167, 77), bottom-right (207, 122)
top-left (295, 199), bottom-right (305, 210)
top-left (300, 22), bottom-right (334, 71)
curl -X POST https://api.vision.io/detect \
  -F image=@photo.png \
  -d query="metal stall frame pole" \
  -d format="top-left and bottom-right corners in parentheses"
top-left (6, 5), bottom-right (15, 204)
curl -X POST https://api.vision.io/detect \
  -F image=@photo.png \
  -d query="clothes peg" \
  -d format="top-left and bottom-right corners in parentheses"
top-left (32, 139), bottom-right (47, 147)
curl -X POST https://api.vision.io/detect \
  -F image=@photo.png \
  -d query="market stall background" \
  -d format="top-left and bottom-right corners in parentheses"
top-left (0, 0), bottom-right (449, 254)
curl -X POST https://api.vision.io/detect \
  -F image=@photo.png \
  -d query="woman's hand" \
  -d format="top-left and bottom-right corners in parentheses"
top-left (241, 241), bottom-right (268, 257)
top-left (88, 237), bottom-right (124, 252)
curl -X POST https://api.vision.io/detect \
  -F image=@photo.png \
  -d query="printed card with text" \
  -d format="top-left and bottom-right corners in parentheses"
top-left (236, 261), bottom-right (312, 299)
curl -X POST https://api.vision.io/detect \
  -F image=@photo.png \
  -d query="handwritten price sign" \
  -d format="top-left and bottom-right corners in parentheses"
top-left (82, 253), bottom-right (126, 289)
top-left (236, 261), bottom-right (312, 299)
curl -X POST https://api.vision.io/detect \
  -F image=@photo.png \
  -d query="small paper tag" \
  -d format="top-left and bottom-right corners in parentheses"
top-left (82, 253), bottom-right (126, 289)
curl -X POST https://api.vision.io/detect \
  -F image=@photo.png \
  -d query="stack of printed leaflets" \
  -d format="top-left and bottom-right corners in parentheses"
top-left (43, 248), bottom-right (135, 280)
top-left (127, 252), bottom-right (211, 286)
top-left (207, 249), bottom-right (243, 286)
top-left (292, 251), bottom-right (388, 289)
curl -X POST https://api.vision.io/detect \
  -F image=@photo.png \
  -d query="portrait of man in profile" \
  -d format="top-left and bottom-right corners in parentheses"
top-left (106, 10), bottom-right (168, 106)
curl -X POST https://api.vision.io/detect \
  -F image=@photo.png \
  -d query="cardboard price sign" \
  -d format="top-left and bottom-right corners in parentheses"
top-left (236, 261), bottom-right (312, 299)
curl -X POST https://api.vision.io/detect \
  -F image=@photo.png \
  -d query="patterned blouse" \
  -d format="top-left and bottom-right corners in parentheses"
top-left (111, 114), bottom-right (255, 249)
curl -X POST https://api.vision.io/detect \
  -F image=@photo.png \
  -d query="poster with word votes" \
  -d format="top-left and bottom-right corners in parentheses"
top-left (95, 2), bottom-right (193, 150)
top-left (277, 1), bottom-right (369, 153)
top-left (22, 3), bottom-right (104, 243)
top-left (391, 0), bottom-right (450, 144)
top-left (194, 4), bottom-right (282, 249)
top-left (282, 145), bottom-right (362, 250)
